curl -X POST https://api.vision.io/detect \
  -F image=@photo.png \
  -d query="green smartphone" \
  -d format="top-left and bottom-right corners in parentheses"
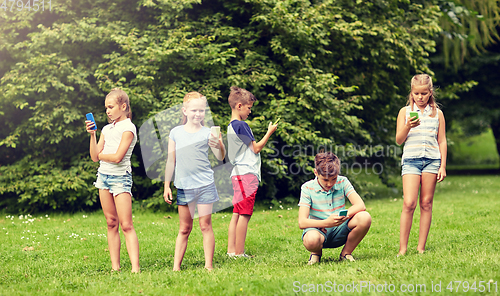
top-left (274, 117), bottom-right (281, 125)
top-left (409, 112), bottom-right (419, 120)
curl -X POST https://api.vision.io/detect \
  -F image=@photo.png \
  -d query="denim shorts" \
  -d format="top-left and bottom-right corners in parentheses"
top-left (176, 182), bottom-right (219, 206)
top-left (94, 172), bottom-right (133, 197)
top-left (302, 219), bottom-right (352, 249)
top-left (401, 157), bottom-right (441, 176)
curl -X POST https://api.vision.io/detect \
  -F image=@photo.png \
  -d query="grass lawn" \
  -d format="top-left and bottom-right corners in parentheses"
top-left (1, 175), bottom-right (499, 295)
top-left (448, 128), bottom-right (500, 170)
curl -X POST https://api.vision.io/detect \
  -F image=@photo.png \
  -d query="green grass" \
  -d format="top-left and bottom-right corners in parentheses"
top-left (448, 128), bottom-right (500, 169)
top-left (1, 175), bottom-right (500, 295)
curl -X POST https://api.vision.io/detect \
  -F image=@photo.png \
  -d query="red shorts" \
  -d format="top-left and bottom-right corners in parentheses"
top-left (231, 174), bottom-right (259, 216)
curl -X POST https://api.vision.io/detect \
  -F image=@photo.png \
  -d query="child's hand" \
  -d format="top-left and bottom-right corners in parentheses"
top-left (437, 166), bottom-right (446, 182)
top-left (85, 120), bottom-right (96, 134)
top-left (267, 121), bottom-right (278, 134)
top-left (407, 116), bottom-right (420, 129)
top-left (164, 187), bottom-right (173, 204)
top-left (208, 133), bottom-right (222, 149)
top-left (325, 214), bottom-right (348, 227)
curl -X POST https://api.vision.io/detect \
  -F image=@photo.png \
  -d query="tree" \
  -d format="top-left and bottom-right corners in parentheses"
top-left (0, 0), bottom-right (447, 212)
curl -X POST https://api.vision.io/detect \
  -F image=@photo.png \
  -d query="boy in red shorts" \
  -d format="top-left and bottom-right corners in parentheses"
top-left (226, 86), bottom-right (278, 258)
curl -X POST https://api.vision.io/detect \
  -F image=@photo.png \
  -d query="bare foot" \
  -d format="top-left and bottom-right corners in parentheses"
top-left (204, 266), bottom-right (214, 272)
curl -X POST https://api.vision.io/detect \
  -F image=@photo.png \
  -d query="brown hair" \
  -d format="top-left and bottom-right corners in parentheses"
top-left (182, 91), bottom-right (207, 125)
top-left (228, 86), bottom-right (257, 109)
top-left (406, 74), bottom-right (439, 117)
top-left (106, 88), bottom-right (131, 119)
top-left (315, 152), bottom-right (341, 176)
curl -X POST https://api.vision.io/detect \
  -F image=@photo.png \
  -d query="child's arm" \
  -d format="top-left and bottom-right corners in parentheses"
top-left (86, 120), bottom-right (104, 162)
top-left (250, 121), bottom-right (278, 154)
top-left (209, 132), bottom-right (226, 161)
top-left (345, 191), bottom-right (367, 217)
top-left (437, 110), bottom-right (447, 182)
top-left (395, 107), bottom-right (419, 145)
top-left (98, 131), bottom-right (134, 164)
top-left (163, 138), bottom-right (176, 204)
top-left (298, 206), bottom-right (347, 230)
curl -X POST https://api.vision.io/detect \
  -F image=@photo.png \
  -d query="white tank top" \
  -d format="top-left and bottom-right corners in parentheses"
top-left (402, 104), bottom-right (441, 162)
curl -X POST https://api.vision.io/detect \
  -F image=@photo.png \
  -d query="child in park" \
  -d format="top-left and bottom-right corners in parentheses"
top-left (396, 74), bottom-right (447, 256)
top-left (163, 91), bottom-right (226, 271)
top-left (85, 88), bottom-right (140, 273)
top-left (226, 86), bottom-right (278, 258)
top-left (298, 152), bottom-right (372, 264)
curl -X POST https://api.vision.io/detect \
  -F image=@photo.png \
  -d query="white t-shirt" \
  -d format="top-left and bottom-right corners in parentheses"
top-left (98, 118), bottom-right (137, 175)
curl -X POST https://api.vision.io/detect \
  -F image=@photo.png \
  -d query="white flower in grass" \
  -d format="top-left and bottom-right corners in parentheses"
top-left (19, 215), bottom-right (23, 219)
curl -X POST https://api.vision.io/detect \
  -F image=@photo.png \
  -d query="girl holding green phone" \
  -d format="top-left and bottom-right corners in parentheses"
top-left (395, 74), bottom-right (447, 256)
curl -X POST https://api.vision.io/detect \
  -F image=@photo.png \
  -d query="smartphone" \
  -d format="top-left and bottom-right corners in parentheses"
top-left (339, 209), bottom-right (348, 217)
top-left (86, 113), bottom-right (97, 130)
top-left (211, 126), bottom-right (220, 138)
top-left (274, 117), bottom-right (281, 125)
top-left (409, 112), bottom-right (419, 120)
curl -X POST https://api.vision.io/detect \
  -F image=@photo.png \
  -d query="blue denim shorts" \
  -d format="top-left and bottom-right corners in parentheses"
top-left (401, 158), bottom-right (441, 176)
top-left (94, 172), bottom-right (133, 197)
top-left (176, 182), bottom-right (219, 206)
top-left (302, 219), bottom-right (352, 249)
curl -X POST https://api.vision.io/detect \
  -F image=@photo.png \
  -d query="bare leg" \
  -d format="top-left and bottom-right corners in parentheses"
top-left (399, 174), bottom-right (421, 255)
top-left (198, 204), bottom-right (215, 270)
top-left (417, 173), bottom-right (437, 253)
top-left (227, 213), bottom-right (239, 254)
top-left (173, 205), bottom-right (194, 271)
top-left (235, 214), bottom-right (251, 255)
top-left (341, 211), bottom-right (372, 256)
top-left (99, 189), bottom-right (121, 271)
top-left (114, 192), bottom-right (140, 273)
top-left (302, 230), bottom-right (325, 256)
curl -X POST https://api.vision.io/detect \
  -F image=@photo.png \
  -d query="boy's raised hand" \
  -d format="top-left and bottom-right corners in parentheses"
top-left (267, 120), bottom-right (278, 134)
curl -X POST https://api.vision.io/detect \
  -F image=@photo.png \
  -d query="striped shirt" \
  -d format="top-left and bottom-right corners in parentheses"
top-left (402, 104), bottom-right (441, 162)
top-left (298, 176), bottom-right (356, 220)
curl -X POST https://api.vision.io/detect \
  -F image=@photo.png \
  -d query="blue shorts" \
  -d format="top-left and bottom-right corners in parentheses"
top-left (302, 219), bottom-right (352, 249)
top-left (94, 172), bottom-right (133, 197)
top-left (176, 182), bottom-right (219, 206)
top-left (401, 157), bottom-right (441, 176)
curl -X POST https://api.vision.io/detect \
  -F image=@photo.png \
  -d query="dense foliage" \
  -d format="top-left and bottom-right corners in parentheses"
top-left (0, 0), bottom-right (497, 212)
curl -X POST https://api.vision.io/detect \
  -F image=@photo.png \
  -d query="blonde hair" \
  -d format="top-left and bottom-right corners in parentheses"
top-left (406, 74), bottom-right (439, 117)
top-left (182, 91), bottom-right (207, 125)
top-left (106, 88), bottom-right (131, 119)
top-left (228, 86), bottom-right (257, 109)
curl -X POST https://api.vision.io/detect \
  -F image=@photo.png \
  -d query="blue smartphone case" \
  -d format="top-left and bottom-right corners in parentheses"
top-left (86, 113), bottom-right (97, 130)
top-left (339, 209), bottom-right (348, 216)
